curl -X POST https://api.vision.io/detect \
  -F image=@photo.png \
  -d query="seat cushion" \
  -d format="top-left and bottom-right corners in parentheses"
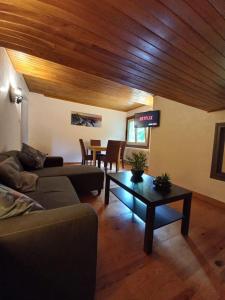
top-left (33, 165), bottom-right (104, 193)
top-left (26, 176), bottom-right (80, 209)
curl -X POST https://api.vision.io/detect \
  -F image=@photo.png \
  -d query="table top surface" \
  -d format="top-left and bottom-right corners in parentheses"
top-left (88, 145), bottom-right (107, 150)
top-left (107, 171), bottom-right (192, 205)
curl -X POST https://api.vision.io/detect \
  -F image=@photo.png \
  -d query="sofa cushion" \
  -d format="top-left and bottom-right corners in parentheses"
top-left (0, 157), bottom-right (39, 192)
top-left (33, 165), bottom-right (104, 193)
top-left (0, 150), bottom-right (24, 171)
top-left (19, 143), bottom-right (47, 170)
top-left (20, 171), bottom-right (39, 192)
top-left (0, 153), bottom-right (8, 163)
top-left (0, 157), bottom-right (22, 189)
top-left (26, 176), bottom-right (80, 209)
top-left (0, 184), bottom-right (43, 220)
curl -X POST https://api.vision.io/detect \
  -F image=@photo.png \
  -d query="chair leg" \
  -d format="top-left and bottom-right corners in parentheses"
top-left (110, 163), bottom-right (112, 170)
top-left (122, 159), bottom-right (125, 169)
top-left (116, 162), bottom-right (118, 173)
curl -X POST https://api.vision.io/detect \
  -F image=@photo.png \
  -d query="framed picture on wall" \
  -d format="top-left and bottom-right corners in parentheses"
top-left (71, 112), bottom-right (102, 127)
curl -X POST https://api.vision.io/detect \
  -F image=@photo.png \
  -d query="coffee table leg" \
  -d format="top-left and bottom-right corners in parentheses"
top-left (181, 194), bottom-right (192, 236)
top-left (105, 175), bottom-right (110, 205)
top-left (144, 205), bottom-right (155, 254)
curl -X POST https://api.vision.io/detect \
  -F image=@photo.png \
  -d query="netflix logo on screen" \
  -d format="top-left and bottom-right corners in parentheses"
top-left (134, 110), bottom-right (160, 128)
top-left (139, 115), bottom-right (153, 121)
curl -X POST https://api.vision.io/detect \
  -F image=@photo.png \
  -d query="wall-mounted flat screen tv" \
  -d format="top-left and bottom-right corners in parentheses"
top-left (134, 110), bottom-right (160, 128)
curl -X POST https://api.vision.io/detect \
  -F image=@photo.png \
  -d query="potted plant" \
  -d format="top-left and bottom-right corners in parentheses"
top-left (153, 173), bottom-right (172, 192)
top-left (126, 152), bottom-right (147, 182)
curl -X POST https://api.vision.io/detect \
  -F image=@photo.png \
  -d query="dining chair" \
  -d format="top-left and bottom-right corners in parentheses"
top-left (120, 141), bottom-right (126, 169)
top-left (109, 140), bottom-right (126, 170)
top-left (90, 139), bottom-right (101, 165)
top-left (90, 139), bottom-right (101, 146)
top-left (98, 140), bottom-right (121, 172)
top-left (79, 139), bottom-right (93, 165)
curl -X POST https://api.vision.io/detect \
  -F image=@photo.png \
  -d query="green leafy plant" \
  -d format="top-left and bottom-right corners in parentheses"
top-left (126, 152), bottom-right (147, 171)
top-left (153, 173), bottom-right (172, 191)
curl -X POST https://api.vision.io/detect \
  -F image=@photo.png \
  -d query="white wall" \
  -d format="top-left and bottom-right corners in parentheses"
top-left (0, 48), bottom-right (29, 152)
top-left (150, 96), bottom-right (225, 203)
top-left (28, 93), bottom-right (127, 162)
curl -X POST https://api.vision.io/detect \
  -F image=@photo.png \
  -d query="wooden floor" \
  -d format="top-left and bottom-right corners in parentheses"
top-left (80, 171), bottom-right (225, 300)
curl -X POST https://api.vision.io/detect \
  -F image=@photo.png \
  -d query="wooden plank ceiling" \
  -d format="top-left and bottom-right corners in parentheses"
top-left (8, 50), bottom-right (152, 111)
top-left (1, 0), bottom-right (225, 112)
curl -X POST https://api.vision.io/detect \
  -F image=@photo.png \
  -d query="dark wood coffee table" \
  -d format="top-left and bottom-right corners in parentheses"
top-left (105, 172), bottom-right (192, 254)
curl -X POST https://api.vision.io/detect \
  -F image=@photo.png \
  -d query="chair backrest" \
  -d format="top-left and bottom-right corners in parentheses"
top-left (105, 140), bottom-right (121, 162)
top-left (90, 139), bottom-right (101, 146)
top-left (120, 141), bottom-right (126, 159)
top-left (79, 139), bottom-right (87, 159)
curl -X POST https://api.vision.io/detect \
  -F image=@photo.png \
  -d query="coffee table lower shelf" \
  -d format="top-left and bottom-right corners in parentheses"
top-left (110, 187), bottom-right (183, 230)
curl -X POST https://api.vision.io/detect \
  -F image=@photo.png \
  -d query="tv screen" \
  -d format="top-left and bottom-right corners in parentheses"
top-left (134, 110), bottom-right (160, 128)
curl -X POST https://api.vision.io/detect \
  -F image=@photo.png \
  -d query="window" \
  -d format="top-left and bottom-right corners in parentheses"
top-left (126, 116), bottom-right (150, 148)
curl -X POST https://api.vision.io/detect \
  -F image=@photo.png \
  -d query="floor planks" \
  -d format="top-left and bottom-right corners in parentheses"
top-left (80, 176), bottom-right (225, 300)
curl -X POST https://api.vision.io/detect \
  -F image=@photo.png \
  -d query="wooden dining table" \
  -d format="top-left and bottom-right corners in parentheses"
top-left (88, 145), bottom-right (121, 168)
top-left (88, 145), bottom-right (107, 165)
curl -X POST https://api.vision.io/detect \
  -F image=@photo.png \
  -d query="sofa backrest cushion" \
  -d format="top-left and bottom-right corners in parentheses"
top-left (0, 184), bottom-right (43, 220)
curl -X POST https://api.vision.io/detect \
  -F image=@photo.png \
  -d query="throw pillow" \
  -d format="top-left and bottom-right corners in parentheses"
top-left (20, 171), bottom-right (39, 192)
top-left (19, 143), bottom-right (46, 170)
top-left (0, 157), bottom-right (39, 192)
top-left (0, 156), bottom-right (22, 189)
top-left (0, 184), bottom-right (43, 220)
top-left (1, 150), bottom-right (24, 171)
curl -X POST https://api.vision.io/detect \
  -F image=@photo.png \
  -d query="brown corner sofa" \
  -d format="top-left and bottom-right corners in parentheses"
top-left (0, 150), bottom-right (104, 300)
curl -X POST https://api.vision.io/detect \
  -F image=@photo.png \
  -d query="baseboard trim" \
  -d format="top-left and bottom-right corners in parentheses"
top-left (193, 192), bottom-right (225, 210)
top-left (64, 162), bottom-right (81, 165)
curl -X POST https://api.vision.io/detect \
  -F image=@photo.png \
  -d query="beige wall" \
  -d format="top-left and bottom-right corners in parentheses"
top-left (0, 48), bottom-right (29, 152)
top-left (150, 96), bottom-right (225, 203)
top-left (28, 93), bottom-right (126, 162)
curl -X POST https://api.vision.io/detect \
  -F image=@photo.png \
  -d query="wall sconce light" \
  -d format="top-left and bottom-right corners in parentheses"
top-left (10, 86), bottom-right (24, 104)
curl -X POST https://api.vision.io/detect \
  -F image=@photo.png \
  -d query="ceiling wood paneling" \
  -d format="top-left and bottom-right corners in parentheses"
top-left (1, 0), bottom-right (225, 111)
top-left (8, 49), bottom-right (152, 111)
top-left (24, 75), bottom-right (143, 111)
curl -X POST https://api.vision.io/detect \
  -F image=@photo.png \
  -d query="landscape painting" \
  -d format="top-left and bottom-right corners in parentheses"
top-left (71, 112), bottom-right (102, 127)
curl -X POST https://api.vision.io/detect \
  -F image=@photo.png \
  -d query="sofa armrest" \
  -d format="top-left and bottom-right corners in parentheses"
top-left (44, 156), bottom-right (64, 168)
top-left (0, 204), bottom-right (98, 300)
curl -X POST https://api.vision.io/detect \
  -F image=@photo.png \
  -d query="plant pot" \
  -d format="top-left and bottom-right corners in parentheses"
top-left (153, 181), bottom-right (171, 193)
top-left (131, 169), bottom-right (144, 182)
